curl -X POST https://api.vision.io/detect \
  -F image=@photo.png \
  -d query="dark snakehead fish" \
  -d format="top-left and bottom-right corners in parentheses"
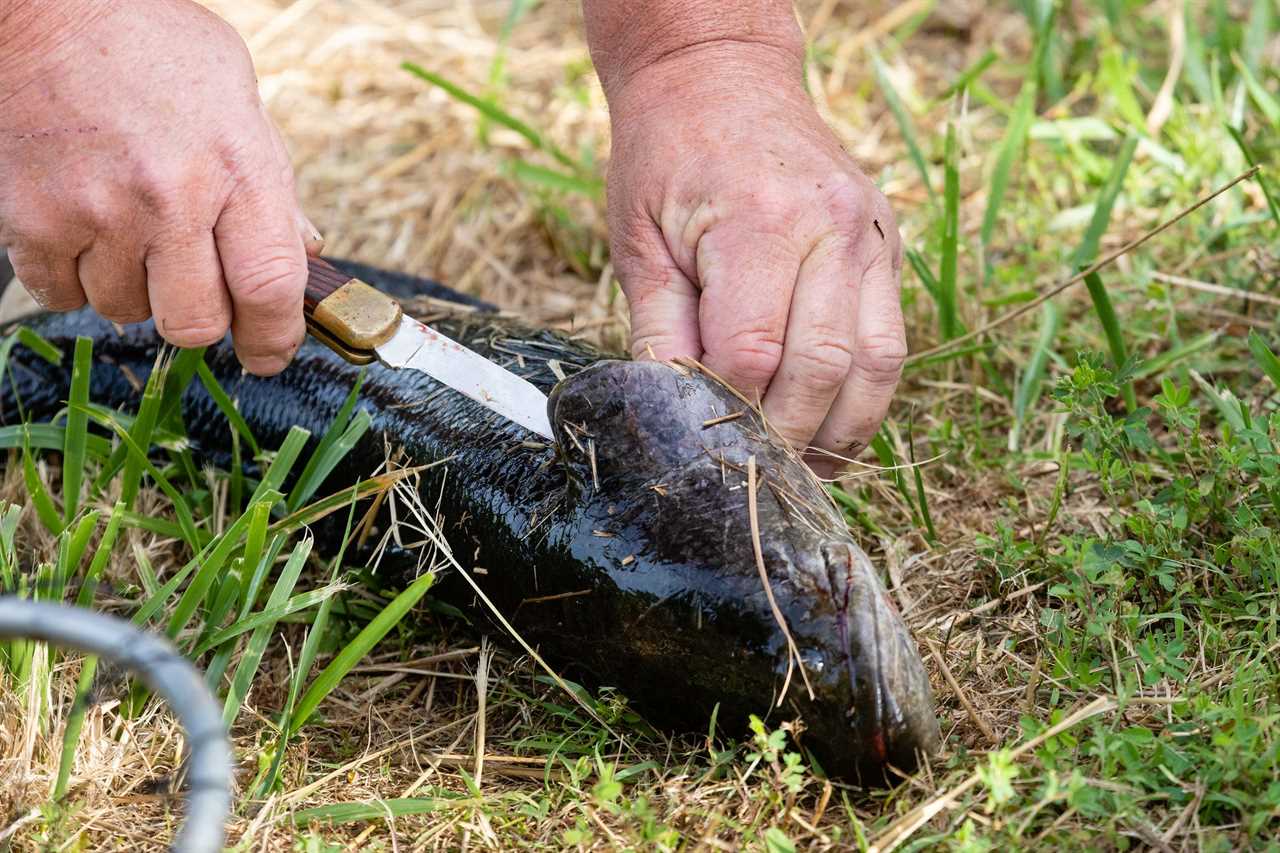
top-left (0, 258), bottom-right (939, 780)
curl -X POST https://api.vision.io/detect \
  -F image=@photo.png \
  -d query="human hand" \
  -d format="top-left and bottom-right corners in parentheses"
top-left (0, 0), bottom-right (319, 375)
top-left (603, 43), bottom-right (905, 476)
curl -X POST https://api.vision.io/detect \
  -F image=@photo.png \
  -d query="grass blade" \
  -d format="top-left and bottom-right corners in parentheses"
top-left (292, 798), bottom-right (446, 826)
top-left (981, 78), bottom-right (1038, 249)
top-left (906, 248), bottom-right (940, 299)
top-left (872, 52), bottom-right (938, 207)
top-left (1232, 53), bottom-right (1280, 128)
top-left (1131, 331), bottom-right (1219, 380)
top-left (1190, 370), bottom-right (1250, 436)
top-left (196, 360), bottom-right (261, 457)
top-left (22, 438), bottom-right (63, 535)
top-left (257, 491), bottom-right (363, 797)
top-left (937, 123), bottom-right (962, 341)
top-left (15, 327), bottom-right (63, 366)
top-left (76, 502), bottom-right (124, 608)
top-left (286, 410), bottom-right (370, 513)
top-left (0, 425), bottom-right (110, 458)
top-left (289, 570), bottom-right (436, 735)
top-left (870, 429), bottom-right (920, 521)
top-left (1224, 124), bottom-right (1280, 230)
top-left (53, 654), bottom-right (98, 800)
top-left (507, 159), bottom-right (603, 198)
top-left (163, 493), bottom-right (281, 638)
top-left (270, 467), bottom-right (426, 536)
top-left (932, 49), bottom-right (997, 104)
top-left (61, 337), bottom-right (92, 523)
top-left (906, 414), bottom-right (938, 544)
top-left (1083, 271), bottom-right (1136, 411)
top-left (85, 408), bottom-right (201, 546)
top-left (1072, 136), bottom-right (1139, 267)
top-left (402, 61), bottom-right (577, 172)
top-left (1248, 329), bottom-right (1280, 388)
top-left (237, 500), bottom-right (273, 614)
top-left (106, 349), bottom-right (169, 506)
top-left (479, 0), bottom-right (538, 144)
top-left (195, 584), bottom-right (344, 658)
top-left (1010, 303), bottom-right (1061, 450)
top-left (251, 426), bottom-right (311, 507)
top-left (222, 537), bottom-right (313, 727)
top-left (288, 373), bottom-right (370, 511)
top-left (59, 512), bottom-right (100, 593)
top-left (1073, 135), bottom-right (1139, 411)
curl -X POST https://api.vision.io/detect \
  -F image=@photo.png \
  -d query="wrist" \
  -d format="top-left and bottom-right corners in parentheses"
top-left (583, 1), bottom-right (805, 108)
top-left (602, 41), bottom-right (811, 139)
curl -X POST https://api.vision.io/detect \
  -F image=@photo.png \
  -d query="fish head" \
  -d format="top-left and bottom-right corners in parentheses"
top-left (548, 359), bottom-right (939, 780)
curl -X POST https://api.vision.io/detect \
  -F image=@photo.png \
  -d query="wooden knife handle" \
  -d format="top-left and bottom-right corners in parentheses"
top-left (304, 257), bottom-right (403, 357)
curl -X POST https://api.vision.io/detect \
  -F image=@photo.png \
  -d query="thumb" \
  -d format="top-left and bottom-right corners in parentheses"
top-left (614, 216), bottom-right (702, 363)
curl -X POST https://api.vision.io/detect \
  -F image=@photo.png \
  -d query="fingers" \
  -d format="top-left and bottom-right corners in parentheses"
top-left (146, 230), bottom-right (232, 347)
top-left (7, 245), bottom-right (86, 311)
top-left (616, 213), bottom-right (701, 362)
top-left (809, 233), bottom-right (906, 475)
top-left (298, 211), bottom-right (325, 256)
top-left (696, 222), bottom-right (797, 400)
top-left (213, 185), bottom-right (307, 376)
top-left (265, 117), bottom-right (324, 257)
top-left (760, 232), bottom-right (857, 450)
top-left (78, 240), bottom-right (150, 323)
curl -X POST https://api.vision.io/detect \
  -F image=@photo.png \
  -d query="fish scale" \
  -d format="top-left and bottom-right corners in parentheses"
top-left (0, 258), bottom-right (939, 781)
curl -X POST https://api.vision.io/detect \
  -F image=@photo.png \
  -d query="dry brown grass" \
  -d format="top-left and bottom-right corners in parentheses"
top-left (3, 0), bottom-right (1274, 850)
top-left (0, 0), bottom-right (1075, 847)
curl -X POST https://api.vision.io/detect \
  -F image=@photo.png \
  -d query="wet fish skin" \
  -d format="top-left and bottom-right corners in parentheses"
top-left (0, 259), bottom-right (939, 780)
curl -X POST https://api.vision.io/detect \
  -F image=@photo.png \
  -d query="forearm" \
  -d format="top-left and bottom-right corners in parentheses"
top-left (581, 1), bottom-right (805, 102)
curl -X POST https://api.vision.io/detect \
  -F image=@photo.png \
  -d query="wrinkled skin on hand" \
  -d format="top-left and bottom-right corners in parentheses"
top-left (602, 42), bottom-right (907, 477)
top-left (0, 0), bottom-right (318, 375)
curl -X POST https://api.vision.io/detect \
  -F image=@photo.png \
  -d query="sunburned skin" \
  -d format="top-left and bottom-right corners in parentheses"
top-left (0, 258), bottom-right (938, 781)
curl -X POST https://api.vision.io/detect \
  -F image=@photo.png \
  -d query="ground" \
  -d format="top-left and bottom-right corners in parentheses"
top-left (2, 0), bottom-right (1279, 850)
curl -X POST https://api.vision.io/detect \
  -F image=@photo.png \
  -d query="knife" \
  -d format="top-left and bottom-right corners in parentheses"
top-left (302, 257), bottom-right (555, 441)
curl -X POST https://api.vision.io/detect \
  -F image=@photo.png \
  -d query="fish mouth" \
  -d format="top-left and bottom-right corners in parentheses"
top-left (822, 541), bottom-right (940, 774)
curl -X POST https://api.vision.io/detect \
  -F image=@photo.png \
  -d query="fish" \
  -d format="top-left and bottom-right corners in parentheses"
top-left (0, 258), bottom-right (939, 781)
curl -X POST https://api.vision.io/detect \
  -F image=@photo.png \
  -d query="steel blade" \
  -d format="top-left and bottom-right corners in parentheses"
top-left (375, 316), bottom-right (554, 440)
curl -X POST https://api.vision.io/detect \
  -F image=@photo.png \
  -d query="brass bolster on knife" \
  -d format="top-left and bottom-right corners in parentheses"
top-left (312, 280), bottom-right (403, 351)
top-left (305, 318), bottom-right (377, 365)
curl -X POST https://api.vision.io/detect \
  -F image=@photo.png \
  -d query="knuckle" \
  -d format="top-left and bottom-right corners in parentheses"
top-left (9, 258), bottom-right (79, 310)
top-left (77, 187), bottom-right (120, 233)
top-left (33, 288), bottom-right (86, 312)
top-left (227, 252), bottom-right (305, 306)
top-left (791, 338), bottom-right (854, 390)
top-left (855, 332), bottom-right (908, 383)
top-left (718, 329), bottom-right (784, 389)
top-left (132, 161), bottom-right (188, 216)
top-left (819, 175), bottom-right (870, 225)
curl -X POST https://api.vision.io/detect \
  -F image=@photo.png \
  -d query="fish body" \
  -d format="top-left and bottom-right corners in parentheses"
top-left (0, 259), bottom-right (939, 779)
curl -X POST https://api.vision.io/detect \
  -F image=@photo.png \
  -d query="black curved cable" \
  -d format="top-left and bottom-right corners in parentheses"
top-left (0, 597), bottom-right (232, 853)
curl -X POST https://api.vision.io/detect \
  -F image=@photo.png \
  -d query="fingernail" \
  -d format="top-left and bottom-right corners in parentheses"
top-left (301, 214), bottom-right (325, 255)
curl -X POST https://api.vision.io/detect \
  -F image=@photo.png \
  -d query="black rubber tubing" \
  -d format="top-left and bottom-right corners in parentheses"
top-left (0, 597), bottom-right (232, 852)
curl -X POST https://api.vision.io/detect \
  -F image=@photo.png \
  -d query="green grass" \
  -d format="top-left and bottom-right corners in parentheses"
top-left (0, 334), bottom-right (450, 846)
top-left (5, 0), bottom-right (1280, 849)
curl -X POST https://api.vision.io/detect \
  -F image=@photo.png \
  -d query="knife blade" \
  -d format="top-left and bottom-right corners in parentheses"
top-left (302, 257), bottom-right (555, 441)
